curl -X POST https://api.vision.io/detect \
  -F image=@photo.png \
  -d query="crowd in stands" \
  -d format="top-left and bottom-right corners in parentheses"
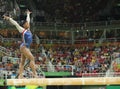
top-left (0, 0), bottom-right (7, 13)
top-left (0, 28), bottom-right (119, 45)
top-left (0, 0), bottom-right (120, 79)
top-left (0, 38), bottom-right (120, 78)
top-left (13, 0), bottom-right (119, 23)
top-left (1, 0), bottom-right (120, 24)
top-left (33, 0), bottom-right (119, 23)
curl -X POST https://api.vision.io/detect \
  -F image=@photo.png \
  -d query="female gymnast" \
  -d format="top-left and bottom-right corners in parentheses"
top-left (3, 9), bottom-right (38, 78)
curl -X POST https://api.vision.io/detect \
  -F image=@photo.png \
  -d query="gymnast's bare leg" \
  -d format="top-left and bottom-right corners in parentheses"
top-left (20, 46), bottom-right (38, 78)
top-left (18, 53), bottom-right (26, 78)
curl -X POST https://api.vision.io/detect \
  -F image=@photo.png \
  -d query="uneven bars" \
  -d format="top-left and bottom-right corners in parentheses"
top-left (7, 77), bottom-right (120, 86)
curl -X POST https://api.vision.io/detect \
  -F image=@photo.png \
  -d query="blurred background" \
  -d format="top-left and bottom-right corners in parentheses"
top-left (0, 0), bottom-right (120, 89)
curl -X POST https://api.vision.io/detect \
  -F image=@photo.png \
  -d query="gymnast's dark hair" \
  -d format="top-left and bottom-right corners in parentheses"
top-left (20, 20), bottom-right (27, 26)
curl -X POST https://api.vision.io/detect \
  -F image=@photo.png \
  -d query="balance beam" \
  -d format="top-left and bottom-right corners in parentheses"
top-left (7, 77), bottom-right (120, 86)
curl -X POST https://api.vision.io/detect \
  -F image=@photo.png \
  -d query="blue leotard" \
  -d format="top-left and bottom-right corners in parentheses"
top-left (20, 29), bottom-right (32, 48)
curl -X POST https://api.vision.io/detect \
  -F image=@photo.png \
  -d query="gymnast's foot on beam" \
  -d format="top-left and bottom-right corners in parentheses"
top-left (18, 74), bottom-right (24, 79)
top-left (33, 73), bottom-right (39, 78)
top-left (30, 72), bottom-right (38, 78)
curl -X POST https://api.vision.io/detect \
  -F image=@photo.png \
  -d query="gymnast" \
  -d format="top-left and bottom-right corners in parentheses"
top-left (3, 9), bottom-right (38, 78)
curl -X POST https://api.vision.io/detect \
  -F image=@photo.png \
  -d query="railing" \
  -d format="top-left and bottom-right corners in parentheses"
top-left (0, 37), bottom-right (119, 45)
top-left (0, 46), bottom-right (11, 56)
top-left (0, 20), bottom-right (120, 30)
top-left (0, 20), bottom-right (120, 45)
top-left (1, 68), bottom-right (120, 79)
top-left (75, 72), bottom-right (120, 77)
top-left (33, 20), bottom-right (120, 30)
top-left (0, 65), bottom-right (74, 79)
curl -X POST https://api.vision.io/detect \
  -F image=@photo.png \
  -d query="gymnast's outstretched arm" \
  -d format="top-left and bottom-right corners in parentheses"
top-left (3, 15), bottom-right (24, 33)
top-left (26, 9), bottom-right (31, 24)
top-left (25, 9), bottom-right (32, 29)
